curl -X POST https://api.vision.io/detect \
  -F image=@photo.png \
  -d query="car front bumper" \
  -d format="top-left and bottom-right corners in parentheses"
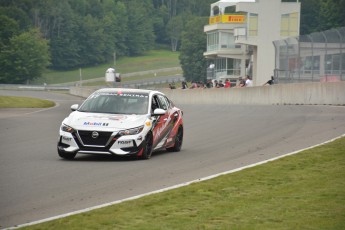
top-left (57, 131), bottom-right (146, 156)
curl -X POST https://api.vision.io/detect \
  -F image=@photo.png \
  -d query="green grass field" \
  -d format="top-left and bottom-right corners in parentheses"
top-left (21, 136), bottom-right (345, 230)
top-left (34, 50), bottom-right (180, 85)
top-left (0, 96), bottom-right (55, 108)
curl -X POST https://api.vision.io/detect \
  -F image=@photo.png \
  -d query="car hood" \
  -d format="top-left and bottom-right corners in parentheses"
top-left (65, 111), bottom-right (149, 131)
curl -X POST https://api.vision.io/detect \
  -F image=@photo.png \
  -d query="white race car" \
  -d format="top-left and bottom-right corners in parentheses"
top-left (57, 88), bottom-right (183, 160)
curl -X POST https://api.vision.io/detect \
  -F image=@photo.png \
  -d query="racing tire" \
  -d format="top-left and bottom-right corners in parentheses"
top-left (166, 126), bottom-right (183, 152)
top-left (58, 149), bottom-right (77, 160)
top-left (141, 132), bottom-right (153, 160)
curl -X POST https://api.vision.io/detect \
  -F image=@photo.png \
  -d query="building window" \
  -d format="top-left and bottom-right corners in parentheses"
top-left (212, 6), bottom-right (220, 16)
top-left (207, 32), bottom-right (219, 51)
top-left (213, 58), bottom-right (241, 78)
top-left (281, 13), bottom-right (299, 36)
top-left (207, 32), bottom-right (240, 51)
top-left (302, 56), bottom-right (320, 74)
top-left (325, 54), bottom-right (341, 75)
top-left (248, 13), bottom-right (258, 36)
top-left (227, 58), bottom-right (241, 76)
top-left (220, 32), bottom-right (237, 49)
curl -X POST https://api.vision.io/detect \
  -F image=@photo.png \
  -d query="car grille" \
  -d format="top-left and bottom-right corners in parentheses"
top-left (77, 130), bottom-right (113, 146)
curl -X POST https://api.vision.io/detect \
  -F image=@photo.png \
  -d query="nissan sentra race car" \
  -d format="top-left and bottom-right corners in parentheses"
top-left (57, 88), bottom-right (183, 160)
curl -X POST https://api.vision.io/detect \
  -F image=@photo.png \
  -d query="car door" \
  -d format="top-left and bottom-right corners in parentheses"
top-left (151, 94), bottom-right (175, 148)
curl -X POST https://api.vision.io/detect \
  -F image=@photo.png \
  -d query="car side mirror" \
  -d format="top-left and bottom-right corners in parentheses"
top-left (152, 108), bottom-right (166, 116)
top-left (71, 104), bottom-right (79, 111)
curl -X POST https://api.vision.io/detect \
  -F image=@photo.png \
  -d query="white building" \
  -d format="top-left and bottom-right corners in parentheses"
top-left (204, 0), bottom-right (301, 86)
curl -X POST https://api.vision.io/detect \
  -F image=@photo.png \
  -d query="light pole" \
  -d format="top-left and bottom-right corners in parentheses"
top-left (113, 52), bottom-right (116, 67)
top-left (79, 68), bottom-right (82, 86)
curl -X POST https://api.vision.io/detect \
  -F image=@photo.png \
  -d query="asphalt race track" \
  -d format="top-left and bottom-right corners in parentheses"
top-left (1, 90), bottom-right (345, 228)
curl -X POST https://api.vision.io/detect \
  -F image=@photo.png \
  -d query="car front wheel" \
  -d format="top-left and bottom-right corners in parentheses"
top-left (141, 132), bottom-right (153, 159)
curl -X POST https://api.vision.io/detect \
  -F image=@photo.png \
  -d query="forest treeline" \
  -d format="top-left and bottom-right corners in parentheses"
top-left (0, 0), bottom-right (344, 84)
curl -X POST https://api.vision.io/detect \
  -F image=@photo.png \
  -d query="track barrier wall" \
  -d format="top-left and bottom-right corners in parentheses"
top-left (70, 82), bottom-right (345, 106)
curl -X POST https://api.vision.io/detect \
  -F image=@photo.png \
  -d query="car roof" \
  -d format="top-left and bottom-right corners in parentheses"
top-left (94, 88), bottom-right (163, 96)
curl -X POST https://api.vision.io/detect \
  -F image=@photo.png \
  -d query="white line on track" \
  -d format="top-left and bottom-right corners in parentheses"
top-left (5, 133), bottom-right (345, 230)
top-left (23, 102), bottom-right (60, 116)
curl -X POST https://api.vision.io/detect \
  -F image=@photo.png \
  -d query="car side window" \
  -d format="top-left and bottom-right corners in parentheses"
top-left (151, 96), bottom-right (159, 113)
top-left (164, 96), bottom-right (172, 109)
top-left (157, 95), bottom-right (169, 110)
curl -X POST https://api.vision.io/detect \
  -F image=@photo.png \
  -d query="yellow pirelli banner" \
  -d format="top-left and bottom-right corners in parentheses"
top-left (209, 14), bottom-right (245, 24)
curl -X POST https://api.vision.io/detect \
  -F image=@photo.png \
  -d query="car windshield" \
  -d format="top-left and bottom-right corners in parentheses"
top-left (78, 92), bottom-right (149, 115)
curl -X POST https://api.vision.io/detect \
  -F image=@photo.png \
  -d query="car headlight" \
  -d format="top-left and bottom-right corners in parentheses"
top-left (61, 124), bottom-right (75, 133)
top-left (118, 126), bottom-right (144, 136)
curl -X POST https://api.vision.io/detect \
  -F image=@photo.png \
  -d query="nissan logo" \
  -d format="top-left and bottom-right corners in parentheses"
top-left (91, 131), bottom-right (99, 139)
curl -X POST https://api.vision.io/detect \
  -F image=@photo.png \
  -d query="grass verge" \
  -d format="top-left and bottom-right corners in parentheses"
top-left (0, 96), bottom-right (55, 108)
top-left (35, 50), bottom-right (180, 85)
top-left (21, 136), bottom-right (345, 229)
top-left (82, 70), bottom-right (182, 87)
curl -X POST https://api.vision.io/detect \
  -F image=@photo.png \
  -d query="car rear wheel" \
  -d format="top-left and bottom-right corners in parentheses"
top-left (167, 126), bottom-right (183, 152)
top-left (58, 149), bottom-right (77, 160)
top-left (141, 132), bottom-right (153, 159)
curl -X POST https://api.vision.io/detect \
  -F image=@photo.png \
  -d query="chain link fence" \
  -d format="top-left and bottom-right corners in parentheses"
top-left (273, 27), bottom-right (345, 84)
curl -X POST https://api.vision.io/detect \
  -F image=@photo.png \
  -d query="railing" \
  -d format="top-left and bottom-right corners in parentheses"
top-left (0, 75), bottom-right (185, 91)
top-left (207, 68), bottom-right (241, 80)
top-left (273, 27), bottom-right (345, 84)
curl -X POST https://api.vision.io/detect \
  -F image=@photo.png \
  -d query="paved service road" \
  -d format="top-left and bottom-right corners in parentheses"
top-left (1, 90), bottom-right (345, 228)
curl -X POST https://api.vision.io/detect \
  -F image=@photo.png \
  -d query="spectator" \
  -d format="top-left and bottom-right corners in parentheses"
top-left (245, 75), bottom-right (253, 87)
top-left (263, 76), bottom-right (275, 86)
top-left (224, 79), bottom-right (231, 88)
top-left (235, 77), bottom-right (245, 87)
top-left (206, 79), bottom-right (213, 88)
top-left (213, 80), bottom-right (219, 88)
top-left (181, 81), bottom-right (188, 89)
top-left (169, 82), bottom-right (176, 89)
top-left (218, 80), bottom-right (224, 87)
top-left (239, 78), bottom-right (245, 87)
top-left (190, 81), bottom-right (198, 89)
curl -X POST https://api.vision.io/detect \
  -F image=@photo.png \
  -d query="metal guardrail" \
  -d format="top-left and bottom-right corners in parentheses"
top-left (49, 67), bottom-right (182, 87)
top-left (0, 75), bottom-right (185, 91)
top-left (0, 67), bottom-right (184, 91)
top-left (0, 84), bottom-right (70, 91)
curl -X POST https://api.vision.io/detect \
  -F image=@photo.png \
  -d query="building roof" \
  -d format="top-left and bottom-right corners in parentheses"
top-left (211, 0), bottom-right (255, 9)
top-left (210, 0), bottom-right (255, 16)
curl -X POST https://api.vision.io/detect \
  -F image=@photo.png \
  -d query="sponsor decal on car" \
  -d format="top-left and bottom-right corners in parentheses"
top-left (61, 136), bottom-right (73, 145)
top-left (118, 140), bottom-right (132, 145)
top-left (153, 114), bottom-right (172, 141)
top-left (62, 136), bottom-right (72, 142)
top-left (117, 140), bottom-right (133, 148)
top-left (91, 92), bottom-right (149, 98)
top-left (83, 122), bottom-right (109, 126)
top-left (85, 115), bottom-right (127, 121)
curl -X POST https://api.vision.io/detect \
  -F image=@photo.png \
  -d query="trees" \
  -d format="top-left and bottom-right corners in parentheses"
top-left (166, 15), bottom-right (183, 51)
top-left (0, 29), bottom-right (50, 84)
top-left (299, 0), bottom-right (345, 34)
top-left (0, 15), bottom-right (19, 46)
top-left (0, 0), bottom-right (344, 84)
top-left (124, 0), bottom-right (155, 56)
top-left (318, 0), bottom-right (345, 32)
top-left (179, 17), bottom-right (208, 83)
